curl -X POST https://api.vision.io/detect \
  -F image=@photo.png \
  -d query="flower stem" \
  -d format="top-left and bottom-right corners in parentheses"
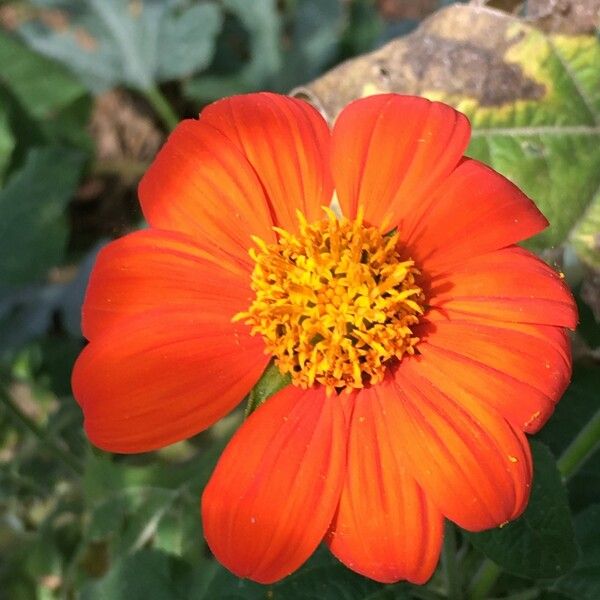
top-left (443, 522), bottom-right (463, 599)
top-left (0, 384), bottom-right (84, 476)
top-left (142, 86), bottom-right (179, 131)
top-left (557, 407), bottom-right (600, 479)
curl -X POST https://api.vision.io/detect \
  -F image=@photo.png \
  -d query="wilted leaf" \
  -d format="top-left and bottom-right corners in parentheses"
top-left (526, 0), bottom-right (600, 34)
top-left (19, 0), bottom-right (223, 93)
top-left (298, 4), bottom-right (600, 266)
top-left (0, 146), bottom-right (85, 285)
top-left (468, 441), bottom-right (578, 579)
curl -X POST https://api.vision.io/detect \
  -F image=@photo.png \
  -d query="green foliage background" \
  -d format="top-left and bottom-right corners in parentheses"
top-left (0, 1), bottom-right (599, 599)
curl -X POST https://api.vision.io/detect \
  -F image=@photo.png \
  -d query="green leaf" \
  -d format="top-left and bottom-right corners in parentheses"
top-left (432, 13), bottom-right (600, 266)
top-left (302, 5), bottom-right (600, 266)
top-left (0, 104), bottom-right (15, 184)
top-left (156, 2), bottom-right (222, 82)
top-left (83, 427), bottom-right (233, 505)
top-left (0, 84), bottom-right (47, 177)
top-left (83, 453), bottom-right (177, 551)
top-left (0, 243), bottom-right (103, 356)
top-left (468, 441), bottom-right (578, 579)
top-left (0, 32), bottom-right (92, 163)
top-left (81, 428), bottom-right (234, 563)
top-left (553, 504), bottom-right (600, 600)
top-left (81, 549), bottom-right (189, 600)
top-left (575, 287), bottom-right (600, 348)
top-left (86, 494), bottom-right (130, 542)
top-left (446, 21), bottom-right (600, 265)
top-left (0, 29), bottom-right (86, 119)
top-left (270, 555), bottom-right (411, 600)
top-left (19, 0), bottom-right (223, 93)
top-left (115, 488), bottom-right (179, 556)
top-left (199, 547), bottom-right (415, 600)
top-left (571, 190), bottom-right (600, 268)
top-left (536, 367), bottom-right (600, 512)
top-left (184, 0), bottom-right (281, 101)
top-left (39, 94), bottom-right (94, 153)
top-left (279, 0), bottom-right (346, 90)
top-left (0, 147), bottom-right (85, 285)
top-left (245, 360), bottom-right (290, 416)
top-left (537, 367), bottom-right (600, 455)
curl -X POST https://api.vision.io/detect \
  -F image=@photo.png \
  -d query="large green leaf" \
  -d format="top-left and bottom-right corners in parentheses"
top-left (184, 0), bottom-right (281, 101)
top-left (301, 5), bottom-right (600, 266)
top-left (467, 441), bottom-right (578, 579)
top-left (0, 146), bottom-right (85, 285)
top-left (552, 504), bottom-right (600, 600)
top-left (19, 0), bottom-right (223, 93)
top-left (0, 29), bottom-right (86, 119)
top-left (278, 0), bottom-right (346, 91)
top-left (461, 27), bottom-right (600, 264)
top-left (0, 30), bottom-right (92, 184)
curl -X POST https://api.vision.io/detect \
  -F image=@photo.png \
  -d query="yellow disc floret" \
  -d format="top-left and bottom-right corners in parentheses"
top-left (234, 208), bottom-right (425, 394)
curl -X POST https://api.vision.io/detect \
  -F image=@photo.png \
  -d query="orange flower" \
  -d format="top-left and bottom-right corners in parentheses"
top-left (72, 93), bottom-right (577, 584)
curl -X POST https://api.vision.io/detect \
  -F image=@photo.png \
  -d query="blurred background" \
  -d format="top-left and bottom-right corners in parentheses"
top-left (0, 1), bottom-right (599, 599)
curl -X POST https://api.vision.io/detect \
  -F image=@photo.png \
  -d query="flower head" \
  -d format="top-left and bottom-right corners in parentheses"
top-left (72, 93), bottom-right (577, 584)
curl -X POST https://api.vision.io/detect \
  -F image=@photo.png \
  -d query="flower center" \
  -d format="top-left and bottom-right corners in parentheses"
top-left (234, 208), bottom-right (425, 394)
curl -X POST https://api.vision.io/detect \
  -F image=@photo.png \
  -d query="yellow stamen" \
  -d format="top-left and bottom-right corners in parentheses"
top-left (234, 208), bottom-right (425, 394)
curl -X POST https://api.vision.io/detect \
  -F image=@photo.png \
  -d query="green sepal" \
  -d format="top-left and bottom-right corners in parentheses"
top-left (244, 360), bottom-right (291, 417)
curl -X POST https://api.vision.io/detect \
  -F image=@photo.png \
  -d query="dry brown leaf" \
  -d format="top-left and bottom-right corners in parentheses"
top-left (294, 4), bottom-right (541, 121)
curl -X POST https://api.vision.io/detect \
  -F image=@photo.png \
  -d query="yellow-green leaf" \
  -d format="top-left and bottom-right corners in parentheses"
top-left (301, 5), bottom-right (600, 266)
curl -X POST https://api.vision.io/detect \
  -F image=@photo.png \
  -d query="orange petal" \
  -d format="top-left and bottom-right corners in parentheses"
top-left (202, 386), bottom-right (348, 584)
top-left (327, 387), bottom-right (443, 584)
top-left (428, 246), bottom-right (577, 329)
top-left (406, 159), bottom-right (548, 272)
top-left (72, 307), bottom-right (268, 453)
top-left (200, 93), bottom-right (333, 232)
top-left (388, 371), bottom-right (533, 531)
top-left (81, 229), bottom-right (253, 340)
top-left (415, 315), bottom-right (572, 433)
top-left (331, 94), bottom-right (470, 230)
top-left (139, 118), bottom-right (276, 266)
